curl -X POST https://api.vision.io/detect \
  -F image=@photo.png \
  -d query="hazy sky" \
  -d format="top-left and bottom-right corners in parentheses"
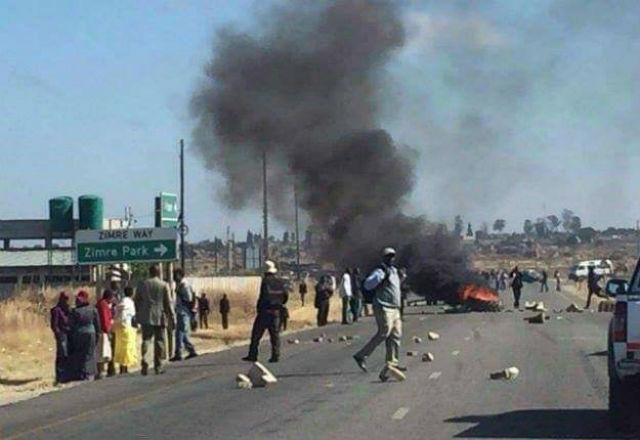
top-left (2, 0), bottom-right (640, 242)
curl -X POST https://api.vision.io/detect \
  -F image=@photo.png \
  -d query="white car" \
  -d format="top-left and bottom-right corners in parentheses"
top-left (569, 259), bottom-right (614, 281)
top-left (606, 267), bottom-right (640, 432)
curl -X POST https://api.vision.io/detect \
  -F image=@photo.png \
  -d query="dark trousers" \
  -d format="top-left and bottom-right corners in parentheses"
top-left (54, 333), bottom-right (68, 383)
top-left (586, 289), bottom-right (594, 309)
top-left (248, 310), bottom-right (281, 359)
top-left (199, 312), bottom-right (209, 329)
top-left (300, 294), bottom-right (306, 307)
top-left (556, 279), bottom-right (561, 291)
top-left (342, 297), bottom-right (351, 324)
top-left (512, 287), bottom-right (522, 308)
top-left (540, 281), bottom-right (549, 293)
top-left (317, 300), bottom-right (330, 326)
top-left (221, 313), bottom-right (229, 330)
top-left (350, 297), bottom-right (362, 322)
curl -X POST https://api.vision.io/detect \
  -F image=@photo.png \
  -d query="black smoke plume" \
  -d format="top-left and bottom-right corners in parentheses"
top-left (191, 0), bottom-right (478, 297)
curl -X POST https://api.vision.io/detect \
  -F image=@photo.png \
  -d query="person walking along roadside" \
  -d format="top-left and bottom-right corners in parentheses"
top-left (171, 268), bottom-right (198, 362)
top-left (339, 268), bottom-right (353, 324)
top-left (113, 286), bottom-right (137, 374)
top-left (68, 291), bottom-right (101, 381)
top-left (586, 266), bottom-right (601, 309)
top-left (243, 260), bottom-right (288, 363)
top-left (510, 266), bottom-right (523, 309)
top-left (95, 290), bottom-right (115, 379)
top-left (554, 270), bottom-right (562, 292)
top-left (135, 264), bottom-right (175, 375)
top-left (299, 278), bottom-right (308, 306)
top-left (219, 294), bottom-right (230, 330)
top-left (314, 274), bottom-right (334, 326)
top-left (198, 293), bottom-right (211, 330)
top-left (540, 270), bottom-right (549, 293)
top-left (50, 292), bottom-right (71, 384)
top-left (353, 247), bottom-right (406, 382)
top-left (351, 268), bottom-right (363, 321)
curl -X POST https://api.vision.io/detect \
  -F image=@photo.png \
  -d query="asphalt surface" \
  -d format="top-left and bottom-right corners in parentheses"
top-left (0, 284), bottom-right (625, 440)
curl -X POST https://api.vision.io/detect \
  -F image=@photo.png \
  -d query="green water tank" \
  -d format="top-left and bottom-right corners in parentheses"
top-left (49, 196), bottom-right (74, 233)
top-left (78, 195), bottom-right (104, 230)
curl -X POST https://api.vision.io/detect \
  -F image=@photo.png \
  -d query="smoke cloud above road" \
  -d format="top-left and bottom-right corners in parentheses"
top-left (191, 0), bottom-right (476, 291)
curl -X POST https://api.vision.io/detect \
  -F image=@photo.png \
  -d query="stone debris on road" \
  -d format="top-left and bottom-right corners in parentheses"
top-left (287, 338), bottom-right (300, 345)
top-left (422, 352), bottom-right (435, 362)
top-left (247, 362), bottom-right (278, 388)
top-left (490, 366), bottom-right (520, 381)
top-left (406, 351), bottom-right (419, 357)
top-left (338, 336), bottom-right (348, 342)
top-left (380, 365), bottom-right (407, 382)
top-left (566, 304), bottom-right (583, 313)
top-left (327, 338), bottom-right (334, 343)
top-left (236, 374), bottom-right (253, 389)
top-left (525, 312), bottom-right (547, 324)
top-left (428, 332), bottom-right (440, 341)
top-left (413, 336), bottom-right (423, 344)
top-left (313, 337), bottom-right (324, 343)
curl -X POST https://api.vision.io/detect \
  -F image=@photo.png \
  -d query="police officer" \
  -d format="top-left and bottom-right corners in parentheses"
top-left (243, 260), bottom-right (288, 363)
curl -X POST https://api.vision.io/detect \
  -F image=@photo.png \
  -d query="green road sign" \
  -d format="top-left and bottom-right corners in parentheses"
top-left (76, 227), bottom-right (178, 265)
top-left (155, 192), bottom-right (179, 228)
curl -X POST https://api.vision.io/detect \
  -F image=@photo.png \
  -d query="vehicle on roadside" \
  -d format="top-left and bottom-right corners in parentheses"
top-left (606, 261), bottom-right (640, 432)
top-left (568, 259), bottom-right (614, 281)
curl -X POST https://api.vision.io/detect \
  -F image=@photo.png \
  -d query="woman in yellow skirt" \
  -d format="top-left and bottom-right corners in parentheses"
top-left (114, 286), bottom-right (138, 373)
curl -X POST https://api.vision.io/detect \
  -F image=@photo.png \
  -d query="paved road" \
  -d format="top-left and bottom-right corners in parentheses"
top-left (0, 284), bottom-right (626, 439)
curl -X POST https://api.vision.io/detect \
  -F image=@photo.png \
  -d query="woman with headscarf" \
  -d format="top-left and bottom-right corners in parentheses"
top-left (50, 292), bottom-right (71, 384)
top-left (113, 286), bottom-right (138, 374)
top-left (68, 290), bottom-right (101, 381)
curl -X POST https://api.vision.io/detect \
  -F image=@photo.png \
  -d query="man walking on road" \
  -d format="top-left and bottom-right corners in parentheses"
top-left (339, 268), bottom-right (353, 324)
top-left (243, 260), bottom-right (288, 363)
top-left (586, 266), bottom-right (600, 309)
top-left (353, 247), bottom-right (406, 382)
top-left (510, 266), bottom-right (523, 309)
top-left (197, 293), bottom-right (210, 329)
top-left (135, 264), bottom-right (175, 375)
top-left (171, 268), bottom-right (198, 362)
top-left (219, 294), bottom-right (230, 330)
top-left (351, 268), bottom-right (363, 321)
top-left (554, 270), bottom-right (562, 292)
top-left (540, 269), bottom-right (549, 293)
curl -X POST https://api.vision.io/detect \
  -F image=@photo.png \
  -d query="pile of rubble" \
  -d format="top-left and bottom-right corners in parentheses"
top-left (236, 362), bottom-right (278, 390)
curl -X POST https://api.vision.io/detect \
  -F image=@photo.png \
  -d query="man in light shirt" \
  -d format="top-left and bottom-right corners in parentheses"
top-left (353, 247), bottom-right (405, 381)
top-left (339, 268), bottom-right (353, 324)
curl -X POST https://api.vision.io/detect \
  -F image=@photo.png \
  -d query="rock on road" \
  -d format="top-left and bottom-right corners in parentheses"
top-left (0, 285), bottom-right (625, 439)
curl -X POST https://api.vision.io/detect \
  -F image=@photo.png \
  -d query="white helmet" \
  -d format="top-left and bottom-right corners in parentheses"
top-left (382, 247), bottom-right (396, 257)
top-left (265, 260), bottom-right (278, 274)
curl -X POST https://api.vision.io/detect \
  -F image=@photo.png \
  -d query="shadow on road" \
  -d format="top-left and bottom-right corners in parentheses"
top-left (445, 409), bottom-right (630, 439)
top-left (0, 377), bottom-right (41, 386)
top-left (587, 350), bottom-right (608, 357)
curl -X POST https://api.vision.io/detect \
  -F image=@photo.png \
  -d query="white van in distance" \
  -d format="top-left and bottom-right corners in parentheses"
top-left (568, 259), bottom-right (614, 281)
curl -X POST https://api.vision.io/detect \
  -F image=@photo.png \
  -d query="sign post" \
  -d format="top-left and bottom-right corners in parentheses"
top-left (76, 228), bottom-right (178, 265)
top-left (155, 193), bottom-right (179, 228)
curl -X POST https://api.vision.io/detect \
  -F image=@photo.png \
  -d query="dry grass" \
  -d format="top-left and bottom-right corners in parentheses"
top-left (0, 279), bottom-right (342, 403)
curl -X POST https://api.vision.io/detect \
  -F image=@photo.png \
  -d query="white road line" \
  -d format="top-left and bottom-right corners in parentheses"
top-left (429, 371), bottom-right (442, 380)
top-left (392, 407), bottom-right (410, 420)
top-left (452, 350), bottom-right (460, 356)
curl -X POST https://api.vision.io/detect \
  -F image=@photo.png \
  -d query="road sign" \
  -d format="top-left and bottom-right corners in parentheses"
top-left (76, 227), bottom-right (178, 265)
top-left (155, 192), bottom-right (179, 228)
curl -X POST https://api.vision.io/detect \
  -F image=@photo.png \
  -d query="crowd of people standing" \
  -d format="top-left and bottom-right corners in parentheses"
top-left (49, 264), bottom-right (234, 383)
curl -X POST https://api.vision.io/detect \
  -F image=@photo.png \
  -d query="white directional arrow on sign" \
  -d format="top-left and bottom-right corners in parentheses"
top-left (154, 244), bottom-right (168, 257)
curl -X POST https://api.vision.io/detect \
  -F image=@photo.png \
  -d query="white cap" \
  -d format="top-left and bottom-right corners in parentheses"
top-left (382, 247), bottom-right (396, 257)
top-left (265, 260), bottom-right (278, 274)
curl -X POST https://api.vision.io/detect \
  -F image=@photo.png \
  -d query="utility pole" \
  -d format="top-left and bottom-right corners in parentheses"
top-left (262, 149), bottom-right (269, 263)
top-left (180, 139), bottom-right (186, 272)
top-left (294, 182), bottom-right (301, 279)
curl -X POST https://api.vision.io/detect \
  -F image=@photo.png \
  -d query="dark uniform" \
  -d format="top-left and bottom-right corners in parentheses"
top-left (245, 273), bottom-right (288, 362)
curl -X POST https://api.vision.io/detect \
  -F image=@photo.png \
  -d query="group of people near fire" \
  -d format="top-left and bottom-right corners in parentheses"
top-left (50, 265), bottom-right (231, 383)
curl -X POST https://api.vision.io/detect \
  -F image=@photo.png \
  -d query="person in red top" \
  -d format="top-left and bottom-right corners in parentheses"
top-left (96, 290), bottom-right (115, 379)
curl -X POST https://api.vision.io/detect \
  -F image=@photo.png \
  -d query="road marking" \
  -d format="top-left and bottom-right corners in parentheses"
top-left (452, 350), bottom-right (460, 356)
top-left (392, 407), bottom-right (410, 420)
top-left (429, 371), bottom-right (442, 380)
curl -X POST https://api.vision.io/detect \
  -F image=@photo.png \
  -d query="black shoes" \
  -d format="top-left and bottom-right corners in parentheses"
top-left (242, 356), bottom-right (257, 362)
top-left (353, 355), bottom-right (367, 372)
top-left (141, 364), bottom-right (148, 376)
top-left (186, 352), bottom-right (198, 360)
top-left (268, 357), bottom-right (279, 363)
top-left (169, 356), bottom-right (183, 362)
